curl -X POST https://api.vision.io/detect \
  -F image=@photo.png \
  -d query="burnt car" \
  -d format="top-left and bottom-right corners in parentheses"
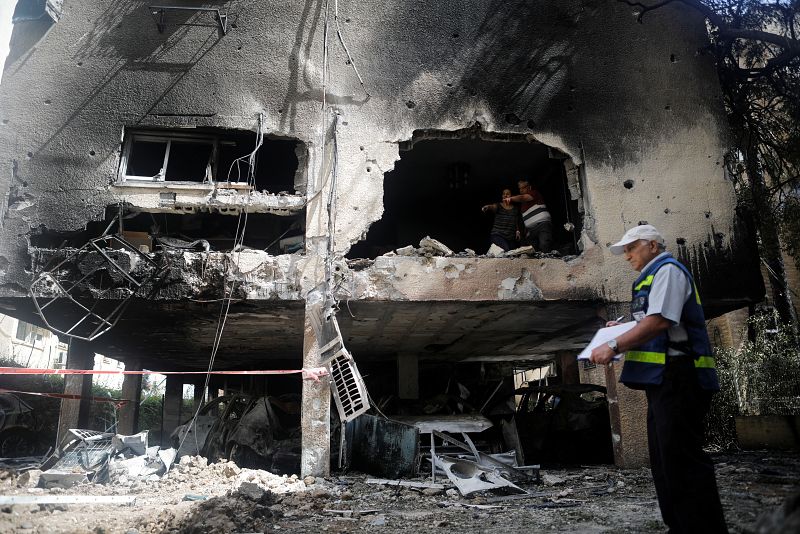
top-left (507, 383), bottom-right (614, 465)
top-left (171, 394), bottom-right (300, 474)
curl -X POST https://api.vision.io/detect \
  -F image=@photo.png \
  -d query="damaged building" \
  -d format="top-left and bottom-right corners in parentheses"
top-left (0, 0), bottom-right (763, 477)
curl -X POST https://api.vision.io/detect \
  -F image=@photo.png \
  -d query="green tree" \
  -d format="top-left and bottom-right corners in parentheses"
top-left (623, 0), bottom-right (800, 328)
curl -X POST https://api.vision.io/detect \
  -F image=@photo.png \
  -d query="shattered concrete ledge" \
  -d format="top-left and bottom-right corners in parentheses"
top-left (335, 252), bottom-right (605, 302)
top-left (110, 185), bottom-right (305, 215)
top-left (28, 248), bottom-right (307, 302)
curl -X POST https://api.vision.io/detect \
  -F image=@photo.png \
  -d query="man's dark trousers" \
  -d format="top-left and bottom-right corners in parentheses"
top-left (645, 357), bottom-right (728, 533)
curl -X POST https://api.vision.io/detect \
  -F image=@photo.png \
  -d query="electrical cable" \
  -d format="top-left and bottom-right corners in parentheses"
top-left (177, 114), bottom-right (262, 455)
top-left (761, 257), bottom-right (800, 299)
top-left (333, 0), bottom-right (369, 97)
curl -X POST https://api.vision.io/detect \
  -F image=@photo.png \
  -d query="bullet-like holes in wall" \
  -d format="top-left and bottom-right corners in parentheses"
top-left (347, 126), bottom-right (585, 259)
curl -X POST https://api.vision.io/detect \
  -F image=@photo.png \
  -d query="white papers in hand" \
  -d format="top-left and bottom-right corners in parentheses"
top-left (576, 322), bottom-right (637, 361)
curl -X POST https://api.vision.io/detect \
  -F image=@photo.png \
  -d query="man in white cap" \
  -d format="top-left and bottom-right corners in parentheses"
top-left (590, 224), bottom-right (727, 533)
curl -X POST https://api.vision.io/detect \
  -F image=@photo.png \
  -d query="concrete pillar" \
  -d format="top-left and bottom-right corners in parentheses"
top-left (162, 375), bottom-right (183, 448)
top-left (556, 351), bottom-right (579, 385)
top-left (579, 304), bottom-right (650, 468)
top-left (193, 378), bottom-right (205, 410)
top-left (300, 310), bottom-right (331, 477)
top-left (57, 339), bottom-right (93, 444)
top-left (117, 358), bottom-right (142, 435)
top-left (397, 353), bottom-right (419, 399)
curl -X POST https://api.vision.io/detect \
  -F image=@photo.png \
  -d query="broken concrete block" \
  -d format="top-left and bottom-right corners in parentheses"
top-left (158, 448), bottom-right (177, 474)
top-left (542, 473), bottom-right (566, 486)
top-left (238, 481), bottom-right (265, 500)
top-left (418, 237), bottom-right (453, 257)
top-left (395, 245), bottom-right (416, 256)
top-left (17, 470), bottom-right (41, 488)
top-left (486, 244), bottom-right (504, 257)
top-left (222, 462), bottom-right (240, 478)
top-left (40, 471), bottom-right (90, 489)
top-left (112, 431), bottom-right (148, 456)
top-left (504, 246), bottom-right (534, 257)
top-left (111, 456), bottom-right (146, 478)
top-left (303, 476), bottom-right (316, 486)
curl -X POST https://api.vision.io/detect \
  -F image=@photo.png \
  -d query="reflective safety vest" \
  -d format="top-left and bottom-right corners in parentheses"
top-left (619, 253), bottom-right (720, 391)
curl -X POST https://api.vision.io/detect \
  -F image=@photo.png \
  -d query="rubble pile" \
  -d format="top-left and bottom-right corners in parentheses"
top-left (381, 236), bottom-right (563, 260)
top-left (152, 485), bottom-right (279, 534)
top-left (0, 450), bottom-right (797, 533)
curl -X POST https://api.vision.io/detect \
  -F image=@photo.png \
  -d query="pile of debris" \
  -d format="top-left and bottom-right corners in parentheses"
top-left (15, 430), bottom-right (176, 491)
top-left (379, 236), bottom-right (563, 260)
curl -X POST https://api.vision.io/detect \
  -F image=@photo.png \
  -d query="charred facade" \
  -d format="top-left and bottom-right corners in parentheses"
top-left (0, 0), bottom-right (763, 475)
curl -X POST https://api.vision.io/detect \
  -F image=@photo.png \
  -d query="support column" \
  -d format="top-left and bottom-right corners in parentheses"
top-left (162, 375), bottom-right (183, 448)
top-left (193, 378), bottom-right (205, 410)
top-left (57, 340), bottom-right (93, 444)
top-left (397, 353), bottom-right (419, 400)
top-left (117, 358), bottom-right (142, 436)
top-left (300, 309), bottom-right (331, 477)
top-left (556, 351), bottom-right (579, 385)
top-left (580, 304), bottom-right (650, 468)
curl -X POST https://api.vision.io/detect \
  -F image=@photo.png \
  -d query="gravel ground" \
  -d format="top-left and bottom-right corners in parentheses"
top-left (0, 450), bottom-right (797, 533)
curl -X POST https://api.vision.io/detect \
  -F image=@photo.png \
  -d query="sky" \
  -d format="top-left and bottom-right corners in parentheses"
top-left (0, 1), bottom-right (16, 84)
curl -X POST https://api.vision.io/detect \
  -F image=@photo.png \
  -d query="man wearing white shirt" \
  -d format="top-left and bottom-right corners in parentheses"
top-left (591, 224), bottom-right (726, 534)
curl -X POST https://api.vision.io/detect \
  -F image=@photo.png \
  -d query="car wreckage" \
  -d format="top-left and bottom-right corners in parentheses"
top-left (171, 394), bottom-right (301, 474)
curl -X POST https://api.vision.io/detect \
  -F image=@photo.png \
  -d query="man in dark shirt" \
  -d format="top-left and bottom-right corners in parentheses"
top-left (482, 188), bottom-right (522, 252)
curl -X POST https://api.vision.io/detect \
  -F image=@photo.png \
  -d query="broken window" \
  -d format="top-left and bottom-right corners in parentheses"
top-left (118, 129), bottom-right (305, 193)
top-left (122, 134), bottom-right (214, 182)
top-left (14, 321), bottom-right (43, 345)
top-left (347, 126), bottom-right (584, 259)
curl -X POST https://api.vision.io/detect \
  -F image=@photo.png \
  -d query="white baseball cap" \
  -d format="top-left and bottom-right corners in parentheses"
top-left (610, 224), bottom-right (665, 255)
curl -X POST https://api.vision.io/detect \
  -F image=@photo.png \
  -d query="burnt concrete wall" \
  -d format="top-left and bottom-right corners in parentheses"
top-left (0, 0), bottom-right (761, 307)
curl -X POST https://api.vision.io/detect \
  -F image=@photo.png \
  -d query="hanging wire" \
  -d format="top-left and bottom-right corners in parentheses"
top-left (325, 113), bottom-right (341, 284)
top-left (334, 0), bottom-right (369, 97)
top-left (177, 115), bottom-right (262, 455)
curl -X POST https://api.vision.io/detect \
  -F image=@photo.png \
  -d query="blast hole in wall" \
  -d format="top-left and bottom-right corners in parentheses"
top-left (347, 126), bottom-right (583, 258)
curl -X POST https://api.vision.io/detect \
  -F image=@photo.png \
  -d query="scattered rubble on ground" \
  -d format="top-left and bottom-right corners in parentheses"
top-left (0, 450), bottom-right (796, 533)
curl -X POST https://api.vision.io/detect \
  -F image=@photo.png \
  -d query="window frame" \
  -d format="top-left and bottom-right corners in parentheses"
top-left (118, 131), bottom-right (219, 184)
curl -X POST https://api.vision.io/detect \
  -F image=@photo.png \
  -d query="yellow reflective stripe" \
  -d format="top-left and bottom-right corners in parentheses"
top-left (634, 275), bottom-right (654, 291)
top-left (625, 351), bottom-right (665, 364)
top-left (694, 356), bottom-right (715, 369)
top-left (626, 352), bottom-right (715, 368)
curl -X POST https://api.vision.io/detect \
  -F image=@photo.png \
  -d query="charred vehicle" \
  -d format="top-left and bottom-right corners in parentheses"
top-left (0, 393), bottom-right (41, 457)
top-left (171, 394), bottom-right (300, 474)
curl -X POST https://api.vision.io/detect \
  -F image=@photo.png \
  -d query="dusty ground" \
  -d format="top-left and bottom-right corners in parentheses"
top-left (0, 450), bottom-right (797, 533)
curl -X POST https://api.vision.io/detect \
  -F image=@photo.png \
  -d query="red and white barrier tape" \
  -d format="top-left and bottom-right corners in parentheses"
top-left (0, 387), bottom-right (131, 405)
top-left (0, 367), bottom-right (329, 381)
